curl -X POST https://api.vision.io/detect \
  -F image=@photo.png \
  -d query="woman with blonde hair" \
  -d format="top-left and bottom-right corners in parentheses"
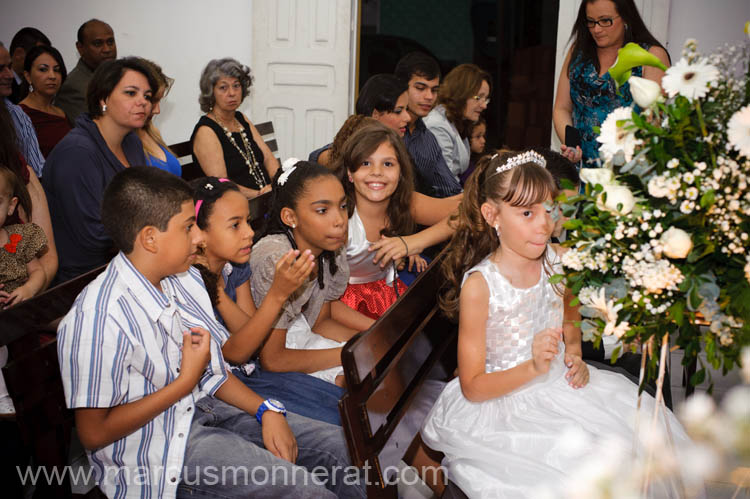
top-left (424, 63), bottom-right (491, 181)
top-left (137, 59), bottom-right (181, 176)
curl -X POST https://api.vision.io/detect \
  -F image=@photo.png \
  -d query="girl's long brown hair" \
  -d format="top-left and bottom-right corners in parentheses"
top-left (439, 150), bottom-right (559, 319)
top-left (339, 122), bottom-right (416, 238)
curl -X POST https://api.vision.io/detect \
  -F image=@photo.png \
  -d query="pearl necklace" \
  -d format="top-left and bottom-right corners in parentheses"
top-left (212, 113), bottom-right (267, 188)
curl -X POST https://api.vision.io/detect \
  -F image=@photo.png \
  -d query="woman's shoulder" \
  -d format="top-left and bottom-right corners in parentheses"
top-left (424, 105), bottom-right (448, 124)
top-left (191, 115), bottom-right (222, 137)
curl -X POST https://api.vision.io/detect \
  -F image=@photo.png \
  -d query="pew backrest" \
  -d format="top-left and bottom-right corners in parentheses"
top-left (172, 120), bottom-right (279, 182)
top-left (338, 250), bottom-right (458, 498)
top-left (0, 265), bottom-right (106, 498)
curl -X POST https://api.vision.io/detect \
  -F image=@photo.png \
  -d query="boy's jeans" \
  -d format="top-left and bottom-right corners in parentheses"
top-left (176, 396), bottom-right (366, 498)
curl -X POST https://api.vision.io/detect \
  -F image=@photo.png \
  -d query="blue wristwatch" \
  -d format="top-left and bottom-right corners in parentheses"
top-left (255, 399), bottom-right (287, 424)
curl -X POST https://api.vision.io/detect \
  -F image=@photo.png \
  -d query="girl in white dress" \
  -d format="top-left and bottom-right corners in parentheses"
top-left (421, 150), bottom-right (696, 498)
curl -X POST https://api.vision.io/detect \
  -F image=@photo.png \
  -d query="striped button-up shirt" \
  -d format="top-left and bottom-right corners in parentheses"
top-left (404, 117), bottom-right (462, 198)
top-left (4, 98), bottom-right (45, 177)
top-left (58, 253), bottom-right (229, 499)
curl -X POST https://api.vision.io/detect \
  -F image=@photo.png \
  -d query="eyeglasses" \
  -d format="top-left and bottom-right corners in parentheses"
top-left (471, 95), bottom-right (490, 105)
top-left (586, 15), bottom-right (620, 28)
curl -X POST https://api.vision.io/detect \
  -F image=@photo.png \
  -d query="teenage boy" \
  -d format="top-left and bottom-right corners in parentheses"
top-left (57, 167), bottom-right (364, 498)
top-left (395, 52), bottom-right (462, 198)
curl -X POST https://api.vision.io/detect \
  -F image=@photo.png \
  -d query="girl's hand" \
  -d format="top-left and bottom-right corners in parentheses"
top-left (269, 249), bottom-right (315, 300)
top-left (560, 144), bottom-right (582, 163)
top-left (3, 286), bottom-right (34, 308)
top-left (531, 327), bottom-right (562, 375)
top-left (257, 184), bottom-right (272, 197)
top-left (564, 353), bottom-right (589, 389)
top-left (407, 255), bottom-right (427, 273)
top-left (369, 235), bottom-right (412, 268)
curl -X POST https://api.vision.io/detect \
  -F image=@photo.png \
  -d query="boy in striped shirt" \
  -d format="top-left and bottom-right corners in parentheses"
top-left (57, 167), bottom-right (364, 498)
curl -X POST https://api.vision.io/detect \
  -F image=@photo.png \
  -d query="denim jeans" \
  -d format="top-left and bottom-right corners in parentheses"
top-left (176, 397), bottom-right (365, 498)
top-left (233, 363), bottom-right (345, 426)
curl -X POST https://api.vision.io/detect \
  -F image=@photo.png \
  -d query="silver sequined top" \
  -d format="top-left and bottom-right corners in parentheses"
top-left (462, 248), bottom-right (564, 373)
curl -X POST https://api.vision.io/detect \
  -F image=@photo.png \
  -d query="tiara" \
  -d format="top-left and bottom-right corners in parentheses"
top-left (493, 150), bottom-right (546, 175)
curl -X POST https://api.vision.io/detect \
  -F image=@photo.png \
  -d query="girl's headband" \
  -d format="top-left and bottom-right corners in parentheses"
top-left (487, 150), bottom-right (546, 178)
top-left (195, 178), bottom-right (230, 218)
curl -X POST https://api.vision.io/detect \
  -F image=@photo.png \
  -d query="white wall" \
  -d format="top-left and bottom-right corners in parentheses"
top-left (0, 0), bottom-right (254, 145)
top-left (666, 0), bottom-right (750, 58)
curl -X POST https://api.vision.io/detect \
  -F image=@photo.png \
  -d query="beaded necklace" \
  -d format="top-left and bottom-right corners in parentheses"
top-left (211, 113), bottom-right (267, 188)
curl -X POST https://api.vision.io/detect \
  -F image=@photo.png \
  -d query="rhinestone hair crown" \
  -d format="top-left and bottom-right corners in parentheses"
top-left (492, 150), bottom-right (547, 176)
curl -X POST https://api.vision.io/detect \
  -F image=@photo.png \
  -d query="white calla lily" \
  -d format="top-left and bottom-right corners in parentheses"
top-left (628, 76), bottom-right (662, 108)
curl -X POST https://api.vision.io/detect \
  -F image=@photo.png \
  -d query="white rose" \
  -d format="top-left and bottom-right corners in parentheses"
top-left (580, 168), bottom-right (615, 187)
top-left (660, 227), bottom-right (693, 259)
top-left (597, 184), bottom-right (635, 215)
top-left (628, 76), bottom-right (662, 108)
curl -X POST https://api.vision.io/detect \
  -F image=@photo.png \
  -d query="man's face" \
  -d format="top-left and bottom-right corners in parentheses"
top-left (405, 74), bottom-right (440, 118)
top-left (0, 46), bottom-right (13, 97)
top-left (77, 22), bottom-right (117, 69)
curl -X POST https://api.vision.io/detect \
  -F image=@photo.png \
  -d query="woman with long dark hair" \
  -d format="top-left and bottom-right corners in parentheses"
top-left (553, 0), bottom-right (669, 164)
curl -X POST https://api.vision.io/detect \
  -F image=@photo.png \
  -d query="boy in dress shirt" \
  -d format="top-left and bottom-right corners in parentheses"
top-left (57, 167), bottom-right (364, 498)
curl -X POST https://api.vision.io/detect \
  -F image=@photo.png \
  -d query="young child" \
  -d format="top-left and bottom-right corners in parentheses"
top-left (459, 117), bottom-right (487, 186)
top-left (338, 122), bottom-right (460, 319)
top-left (57, 167), bottom-right (364, 499)
top-left (420, 151), bottom-right (694, 497)
top-left (190, 176), bottom-right (346, 426)
top-left (0, 165), bottom-right (47, 415)
top-left (0, 165), bottom-right (46, 308)
top-left (250, 160), bottom-right (374, 388)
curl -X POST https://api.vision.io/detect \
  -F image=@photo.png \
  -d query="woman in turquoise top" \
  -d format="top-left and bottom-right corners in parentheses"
top-left (137, 59), bottom-right (182, 176)
top-left (553, 0), bottom-right (669, 165)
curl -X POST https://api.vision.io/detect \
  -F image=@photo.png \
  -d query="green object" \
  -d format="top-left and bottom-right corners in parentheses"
top-left (608, 42), bottom-right (668, 90)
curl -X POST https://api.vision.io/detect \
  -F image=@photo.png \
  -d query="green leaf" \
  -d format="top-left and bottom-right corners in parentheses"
top-left (549, 274), bottom-right (564, 284)
top-left (669, 301), bottom-right (685, 327)
top-left (560, 178), bottom-right (576, 191)
top-left (689, 368), bottom-right (706, 387)
top-left (700, 190), bottom-right (715, 209)
top-left (569, 296), bottom-right (580, 307)
top-left (610, 345), bottom-right (622, 364)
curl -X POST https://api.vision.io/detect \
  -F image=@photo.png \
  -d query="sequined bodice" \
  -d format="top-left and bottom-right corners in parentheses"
top-left (462, 250), bottom-right (564, 373)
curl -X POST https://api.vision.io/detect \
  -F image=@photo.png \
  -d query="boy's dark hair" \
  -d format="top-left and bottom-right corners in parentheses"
top-left (355, 74), bottom-right (407, 116)
top-left (10, 27), bottom-right (50, 58)
top-left (259, 161), bottom-right (340, 289)
top-left (24, 45), bottom-right (68, 83)
top-left (87, 57), bottom-right (158, 119)
top-left (539, 148), bottom-right (580, 188)
top-left (102, 167), bottom-right (193, 254)
top-left (394, 51), bottom-right (441, 84)
top-left (190, 177), bottom-right (242, 230)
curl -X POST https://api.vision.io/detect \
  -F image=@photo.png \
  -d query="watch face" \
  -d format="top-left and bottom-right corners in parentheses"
top-left (268, 399), bottom-right (285, 411)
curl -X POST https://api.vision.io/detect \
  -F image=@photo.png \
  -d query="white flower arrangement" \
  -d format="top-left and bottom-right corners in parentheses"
top-left (556, 35), bottom-right (750, 385)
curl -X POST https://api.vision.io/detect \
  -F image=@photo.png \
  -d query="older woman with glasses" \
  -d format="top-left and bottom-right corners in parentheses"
top-left (553, 0), bottom-right (669, 165)
top-left (424, 63), bottom-right (491, 181)
top-left (191, 58), bottom-right (278, 199)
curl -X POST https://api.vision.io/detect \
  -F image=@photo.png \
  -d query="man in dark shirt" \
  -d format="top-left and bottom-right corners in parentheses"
top-left (56, 19), bottom-right (117, 122)
top-left (395, 52), bottom-right (461, 198)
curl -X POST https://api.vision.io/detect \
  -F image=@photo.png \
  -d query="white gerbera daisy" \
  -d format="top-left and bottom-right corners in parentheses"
top-left (661, 58), bottom-right (719, 101)
top-left (727, 104), bottom-right (750, 158)
top-left (597, 107), bottom-right (641, 162)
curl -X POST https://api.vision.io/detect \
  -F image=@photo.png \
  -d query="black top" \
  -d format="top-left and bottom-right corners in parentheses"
top-left (190, 112), bottom-right (270, 189)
